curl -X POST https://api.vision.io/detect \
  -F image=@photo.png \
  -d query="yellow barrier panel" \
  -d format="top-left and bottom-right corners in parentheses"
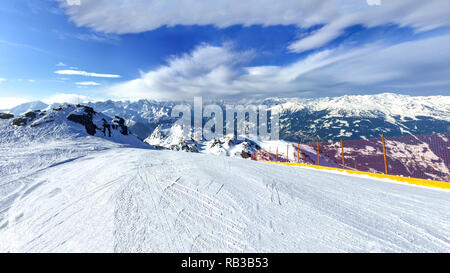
top-left (260, 161), bottom-right (450, 190)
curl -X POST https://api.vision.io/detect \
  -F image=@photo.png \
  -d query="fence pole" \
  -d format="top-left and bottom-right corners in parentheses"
top-left (381, 134), bottom-right (389, 174)
top-left (286, 144), bottom-right (289, 162)
top-left (341, 139), bottom-right (345, 169)
top-left (317, 142), bottom-right (320, 165)
top-left (297, 143), bottom-right (300, 163)
top-left (276, 146), bottom-right (278, 162)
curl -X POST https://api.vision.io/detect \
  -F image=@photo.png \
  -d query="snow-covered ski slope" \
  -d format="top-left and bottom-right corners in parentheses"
top-left (1, 144), bottom-right (449, 252)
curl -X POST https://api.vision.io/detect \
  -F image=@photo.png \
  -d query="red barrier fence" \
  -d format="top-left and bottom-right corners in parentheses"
top-left (252, 133), bottom-right (450, 182)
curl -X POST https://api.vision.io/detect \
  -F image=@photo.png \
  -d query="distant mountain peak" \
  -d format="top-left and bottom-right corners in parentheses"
top-left (7, 101), bottom-right (48, 117)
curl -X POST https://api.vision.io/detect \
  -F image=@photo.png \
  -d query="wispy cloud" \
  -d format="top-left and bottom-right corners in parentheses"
top-left (288, 0), bottom-right (450, 52)
top-left (0, 39), bottom-right (52, 55)
top-left (55, 69), bottom-right (120, 78)
top-left (76, 81), bottom-right (101, 86)
top-left (107, 35), bottom-right (450, 100)
top-left (53, 29), bottom-right (120, 44)
top-left (56, 62), bottom-right (67, 67)
top-left (0, 78), bottom-right (5, 83)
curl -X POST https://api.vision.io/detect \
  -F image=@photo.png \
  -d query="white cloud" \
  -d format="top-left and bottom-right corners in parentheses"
top-left (42, 93), bottom-right (99, 105)
top-left (107, 35), bottom-right (450, 100)
top-left (57, 0), bottom-right (336, 34)
top-left (76, 81), bottom-right (101, 86)
top-left (54, 69), bottom-right (120, 78)
top-left (0, 97), bottom-right (31, 109)
top-left (289, 0), bottom-right (450, 52)
top-left (66, 0), bottom-right (81, 6)
top-left (57, 0), bottom-right (450, 54)
top-left (0, 78), bottom-right (5, 83)
top-left (366, 0), bottom-right (381, 6)
top-left (56, 62), bottom-right (67, 67)
top-left (107, 44), bottom-right (255, 99)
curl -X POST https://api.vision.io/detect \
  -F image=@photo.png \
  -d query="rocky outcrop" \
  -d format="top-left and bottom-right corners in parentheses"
top-left (101, 118), bottom-right (111, 137)
top-left (12, 111), bottom-right (39, 126)
top-left (112, 116), bottom-right (128, 135)
top-left (144, 123), bottom-right (199, 152)
top-left (241, 151), bottom-right (251, 159)
top-left (25, 111), bottom-right (37, 120)
top-left (169, 140), bottom-right (199, 152)
top-left (12, 117), bottom-right (28, 126)
top-left (144, 121), bottom-right (262, 158)
top-left (207, 136), bottom-right (261, 158)
top-left (67, 106), bottom-right (98, 136)
top-left (67, 113), bottom-right (98, 136)
top-left (0, 113), bottom-right (14, 119)
top-left (66, 105), bottom-right (130, 137)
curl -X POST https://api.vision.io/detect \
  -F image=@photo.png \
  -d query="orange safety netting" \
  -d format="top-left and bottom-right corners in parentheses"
top-left (252, 133), bottom-right (450, 182)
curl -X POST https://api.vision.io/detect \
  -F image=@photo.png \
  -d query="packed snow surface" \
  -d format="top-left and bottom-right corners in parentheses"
top-left (1, 141), bottom-right (449, 252)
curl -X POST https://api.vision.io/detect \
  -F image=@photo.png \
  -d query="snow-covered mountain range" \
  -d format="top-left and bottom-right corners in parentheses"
top-left (2, 93), bottom-right (449, 169)
top-left (4, 93), bottom-right (448, 144)
top-left (269, 93), bottom-right (450, 143)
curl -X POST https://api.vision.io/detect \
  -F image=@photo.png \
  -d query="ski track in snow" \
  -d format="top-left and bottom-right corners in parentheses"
top-left (0, 144), bottom-right (450, 252)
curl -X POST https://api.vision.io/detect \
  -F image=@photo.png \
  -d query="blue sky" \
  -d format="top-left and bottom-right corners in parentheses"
top-left (1, 0), bottom-right (450, 108)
